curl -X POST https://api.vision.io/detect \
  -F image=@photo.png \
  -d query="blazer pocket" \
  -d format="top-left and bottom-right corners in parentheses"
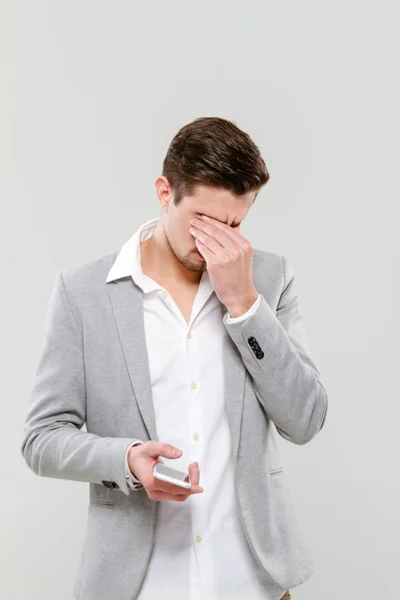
top-left (90, 484), bottom-right (116, 508)
top-left (90, 499), bottom-right (115, 509)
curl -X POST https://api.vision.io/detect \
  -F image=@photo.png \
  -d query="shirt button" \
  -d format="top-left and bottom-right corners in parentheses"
top-left (194, 433), bottom-right (199, 441)
top-left (196, 535), bottom-right (202, 543)
top-left (161, 290), bottom-right (168, 297)
top-left (191, 382), bottom-right (197, 390)
top-left (187, 332), bottom-right (192, 339)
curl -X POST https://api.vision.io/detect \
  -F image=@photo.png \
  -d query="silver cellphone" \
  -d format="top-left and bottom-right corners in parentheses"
top-left (153, 463), bottom-right (191, 489)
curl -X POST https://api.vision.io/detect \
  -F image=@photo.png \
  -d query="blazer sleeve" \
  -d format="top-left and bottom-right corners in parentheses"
top-left (223, 254), bottom-right (328, 445)
top-left (20, 271), bottom-right (140, 496)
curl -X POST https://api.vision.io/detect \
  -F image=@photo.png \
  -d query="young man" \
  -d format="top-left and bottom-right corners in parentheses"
top-left (21, 116), bottom-right (328, 600)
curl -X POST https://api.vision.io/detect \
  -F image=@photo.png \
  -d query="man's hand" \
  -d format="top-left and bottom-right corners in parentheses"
top-left (127, 441), bottom-right (204, 502)
top-left (189, 215), bottom-right (258, 316)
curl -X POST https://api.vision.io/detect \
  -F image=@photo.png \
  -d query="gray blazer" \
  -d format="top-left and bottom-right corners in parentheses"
top-left (21, 247), bottom-right (328, 600)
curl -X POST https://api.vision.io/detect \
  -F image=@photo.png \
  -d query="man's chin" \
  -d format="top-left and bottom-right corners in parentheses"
top-left (182, 255), bottom-right (206, 272)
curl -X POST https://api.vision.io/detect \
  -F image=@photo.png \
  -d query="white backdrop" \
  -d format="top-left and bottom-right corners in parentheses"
top-left (1, 1), bottom-right (399, 598)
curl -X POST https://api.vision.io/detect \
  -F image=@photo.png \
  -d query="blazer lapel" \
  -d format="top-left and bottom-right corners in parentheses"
top-left (107, 277), bottom-right (158, 442)
top-left (220, 303), bottom-right (247, 462)
top-left (107, 277), bottom-right (246, 461)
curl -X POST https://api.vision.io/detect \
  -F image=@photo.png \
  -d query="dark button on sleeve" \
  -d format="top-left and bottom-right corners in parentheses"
top-left (101, 480), bottom-right (119, 489)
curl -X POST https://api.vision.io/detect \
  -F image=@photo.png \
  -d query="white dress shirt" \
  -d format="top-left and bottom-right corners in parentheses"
top-left (107, 217), bottom-right (287, 600)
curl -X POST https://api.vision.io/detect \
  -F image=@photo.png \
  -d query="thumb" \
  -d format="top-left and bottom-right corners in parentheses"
top-left (145, 441), bottom-right (182, 460)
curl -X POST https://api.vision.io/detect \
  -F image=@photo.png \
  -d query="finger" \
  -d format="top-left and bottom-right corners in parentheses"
top-left (189, 462), bottom-right (203, 491)
top-left (149, 490), bottom-right (191, 502)
top-left (188, 461), bottom-right (199, 486)
top-left (200, 216), bottom-right (249, 250)
top-left (195, 239), bottom-right (213, 263)
top-left (144, 441), bottom-right (182, 459)
top-left (192, 220), bottom-right (242, 254)
top-left (191, 227), bottom-right (223, 255)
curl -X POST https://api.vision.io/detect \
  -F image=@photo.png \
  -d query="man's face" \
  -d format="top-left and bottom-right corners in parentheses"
top-left (161, 184), bottom-right (256, 273)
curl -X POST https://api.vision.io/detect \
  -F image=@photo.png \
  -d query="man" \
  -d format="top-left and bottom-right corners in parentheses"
top-left (21, 116), bottom-right (328, 600)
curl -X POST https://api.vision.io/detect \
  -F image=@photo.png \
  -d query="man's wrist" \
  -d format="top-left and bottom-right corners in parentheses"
top-left (125, 440), bottom-right (144, 488)
top-left (226, 292), bottom-right (259, 318)
top-left (128, 443), bottom-right (142, 478)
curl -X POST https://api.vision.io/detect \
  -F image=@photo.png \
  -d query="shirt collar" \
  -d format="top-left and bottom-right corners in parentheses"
top-left (106, 216), bottom-right (211, 293)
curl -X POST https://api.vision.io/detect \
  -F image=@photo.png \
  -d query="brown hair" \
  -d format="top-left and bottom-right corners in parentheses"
top-left (162, 116), bottom-right (270, 205)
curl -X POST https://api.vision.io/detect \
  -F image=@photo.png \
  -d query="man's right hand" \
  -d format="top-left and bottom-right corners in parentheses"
top-left (127, 441), bottom-right (204, 501)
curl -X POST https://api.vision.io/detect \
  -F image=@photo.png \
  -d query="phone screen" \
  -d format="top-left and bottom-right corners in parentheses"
top-left (154, 464), bottom-right (190, 483)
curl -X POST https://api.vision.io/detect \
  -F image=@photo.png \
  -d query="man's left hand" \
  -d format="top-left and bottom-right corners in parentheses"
top-left (189, 215), bottom-right (259, 318)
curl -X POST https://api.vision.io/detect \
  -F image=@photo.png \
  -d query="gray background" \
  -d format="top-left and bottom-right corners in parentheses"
top-left (1, 1), bottom-right (399, 598)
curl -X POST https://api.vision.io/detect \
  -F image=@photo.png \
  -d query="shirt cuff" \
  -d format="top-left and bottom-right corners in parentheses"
top-left (224, 293), bottom-right (261, 323)
top-left (124, 440), bottom-right (145, 490)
